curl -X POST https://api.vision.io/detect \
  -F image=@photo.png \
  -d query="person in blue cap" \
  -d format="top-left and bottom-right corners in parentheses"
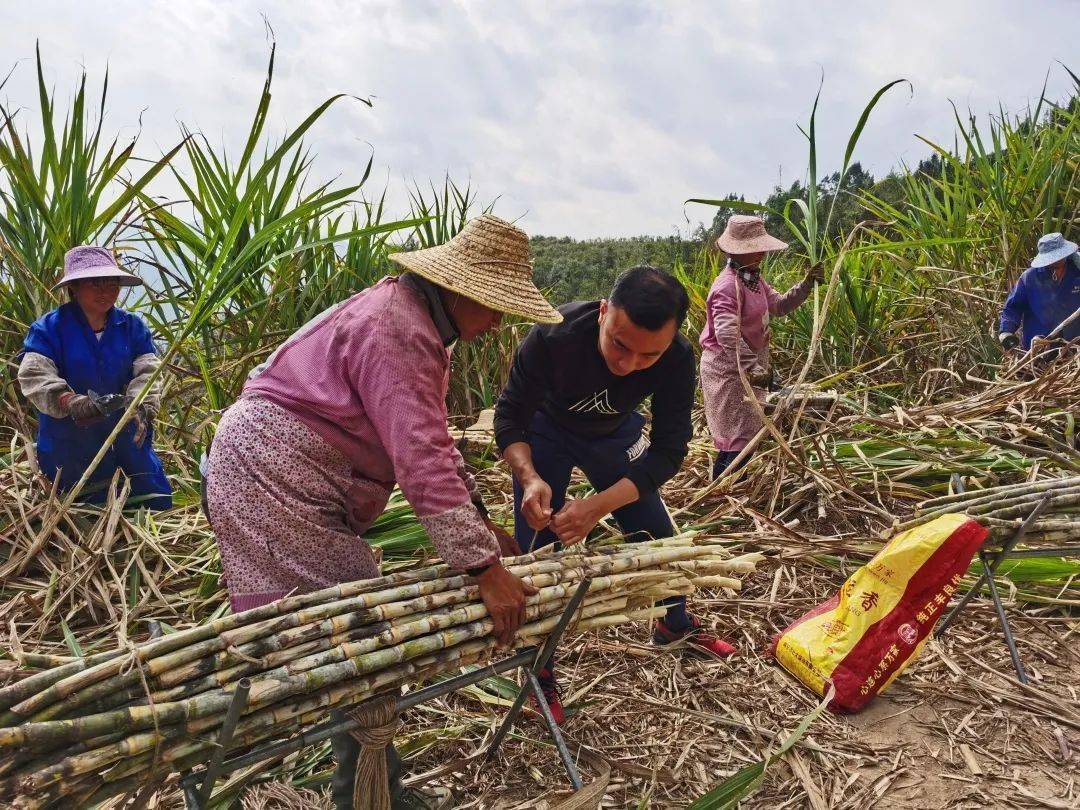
top-left (998, 233), bottom-right (1080, 356)
top-left (17, 246), bottom-right (172, 509)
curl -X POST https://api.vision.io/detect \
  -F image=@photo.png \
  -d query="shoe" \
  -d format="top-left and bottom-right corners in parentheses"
top-left (392, 784), bottom-right (452, 810)
top-left (526, 667), bottom-right (565, 725)
top-left (653, 615), bottom-right (737, 659)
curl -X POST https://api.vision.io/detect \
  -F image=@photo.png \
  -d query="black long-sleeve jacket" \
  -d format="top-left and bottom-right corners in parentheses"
top-left (494, 301), bottom-right (695, 495)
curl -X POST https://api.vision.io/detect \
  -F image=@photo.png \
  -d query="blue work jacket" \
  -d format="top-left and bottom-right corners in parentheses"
top-left (22, 302), bottom-right (172, 509)
top-left (998, 257), bottom-right (1080, 349)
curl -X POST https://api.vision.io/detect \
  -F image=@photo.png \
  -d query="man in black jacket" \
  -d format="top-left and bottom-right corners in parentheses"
top-left (494, 266), bottom-right (736, 723)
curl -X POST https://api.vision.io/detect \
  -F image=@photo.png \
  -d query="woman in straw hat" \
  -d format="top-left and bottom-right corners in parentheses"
top-left (699, 215), bottom-right (823, 479)
top-left (17, 246), bottom-right (172, 509)
top-left (204, 213), bottom-right (560, 810)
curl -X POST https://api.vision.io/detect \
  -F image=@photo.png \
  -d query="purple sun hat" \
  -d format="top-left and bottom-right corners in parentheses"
top-left (53, 246), bottom-right (143, 290)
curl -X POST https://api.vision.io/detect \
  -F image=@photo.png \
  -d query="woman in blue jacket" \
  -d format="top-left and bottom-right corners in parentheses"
top-left (17, 246), bottom-right (172, 509)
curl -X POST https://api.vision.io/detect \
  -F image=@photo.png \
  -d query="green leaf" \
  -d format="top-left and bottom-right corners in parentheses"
top-left (61, 619), bottom-right (84, 659)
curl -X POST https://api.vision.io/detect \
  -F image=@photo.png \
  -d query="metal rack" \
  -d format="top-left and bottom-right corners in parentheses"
top-left (181, 578), bottom-right (592, 807)
top-left (935, 476), bottom-right (1055, 685)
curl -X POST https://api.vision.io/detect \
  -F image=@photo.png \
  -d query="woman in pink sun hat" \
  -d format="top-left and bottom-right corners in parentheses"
top-left (699, 216), bottom-right (824, 480)
top-left (16, 246), bottom-right (172, 509)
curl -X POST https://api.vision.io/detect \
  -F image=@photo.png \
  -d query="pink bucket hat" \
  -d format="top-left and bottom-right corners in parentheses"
top-left (53, 246), bottom-right (143, 289)
top-left (716, 215), bottom-right (789, 255)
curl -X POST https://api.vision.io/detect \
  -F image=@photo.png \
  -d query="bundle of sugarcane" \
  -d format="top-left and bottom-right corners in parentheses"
top-left (896, 475), bottom-right (1080, 542)
top-left (0, 535), bottom-right (761, 808)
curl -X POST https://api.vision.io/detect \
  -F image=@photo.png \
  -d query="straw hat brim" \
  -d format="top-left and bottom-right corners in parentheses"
top-left (716, 231), bottom-right (789, 254)
top-left (390, 248), bottom-right (562, 324)
top-left (53, 266), bottom-right (144, 290)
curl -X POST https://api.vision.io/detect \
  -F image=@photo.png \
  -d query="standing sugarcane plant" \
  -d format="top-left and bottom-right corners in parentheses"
top-left (686, 78), bottom-right (915, 406)
top-left (688, 77), bottom-right (911, 265)
top-left (0, 44), bottom-right (185, 363)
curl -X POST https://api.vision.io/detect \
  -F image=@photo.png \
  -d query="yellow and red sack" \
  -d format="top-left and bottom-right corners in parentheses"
top-left (771, 514), bottom-right (987, 713)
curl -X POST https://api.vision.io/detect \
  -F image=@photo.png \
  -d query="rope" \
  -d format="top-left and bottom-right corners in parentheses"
top-left (120, 640), bottom-right (163, 773)
top-left (347, 694), bottom-right (402, 810)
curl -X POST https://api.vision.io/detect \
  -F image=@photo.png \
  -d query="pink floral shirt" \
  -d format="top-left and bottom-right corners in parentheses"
top-left (244, 276), bottom-right (499, 571)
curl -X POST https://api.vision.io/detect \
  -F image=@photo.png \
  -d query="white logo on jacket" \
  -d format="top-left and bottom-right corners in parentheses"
top-left (568, 389), bottom-right (619, 415)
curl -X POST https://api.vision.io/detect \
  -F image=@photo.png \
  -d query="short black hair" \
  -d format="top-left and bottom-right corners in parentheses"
top-left (609, 265), bottom-right (690, 330)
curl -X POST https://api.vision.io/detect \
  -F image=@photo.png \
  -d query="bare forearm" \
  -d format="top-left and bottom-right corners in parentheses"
top-left (503, 441), bottom-right (540, 483)
top-left (590, 477), bottom-right (639, 517)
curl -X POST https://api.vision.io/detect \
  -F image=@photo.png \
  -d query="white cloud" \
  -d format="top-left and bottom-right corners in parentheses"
top-left (1, 0), bottom-right (1075, 237)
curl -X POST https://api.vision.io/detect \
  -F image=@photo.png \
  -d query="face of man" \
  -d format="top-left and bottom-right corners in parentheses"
top-left (597, 300), bottom-right (677, 376)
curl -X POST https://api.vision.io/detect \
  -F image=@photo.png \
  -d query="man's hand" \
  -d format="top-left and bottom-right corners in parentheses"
top-left (551, 497), bottom-right (603, 546)
top-left (476, 563), bottom-right (539, 647)
top-left (484, 517), bottom-right (521, 558)
top-left (998, 332), bottom-right (1020, 353)
top-left (520, 476), bottom-right (553, 531)
top-left (807, 262), bottom-right (826, 285)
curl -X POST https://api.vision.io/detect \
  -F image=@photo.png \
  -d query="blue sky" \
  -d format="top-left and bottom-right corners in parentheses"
top-left (2, 1), bottom-right (1076, 237)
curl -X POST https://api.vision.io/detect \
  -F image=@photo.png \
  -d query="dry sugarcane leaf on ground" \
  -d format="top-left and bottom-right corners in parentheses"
top-left (1, 362), bottom-right (1078, 807)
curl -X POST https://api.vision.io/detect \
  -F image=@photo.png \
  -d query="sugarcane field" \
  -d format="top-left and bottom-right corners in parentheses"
top-left (1, 6), bottom-right (1079, 809)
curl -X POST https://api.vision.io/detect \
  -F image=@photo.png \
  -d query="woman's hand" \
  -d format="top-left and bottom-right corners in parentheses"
top-left (132, 404), bottom-right (156, 448)
top-left (807, 262), bottom-right (826, 285)
top-left (520, 476), bottom-right (553, 530)
top-left (551, 497), bottom-right (603, 546)
top-left (747, 366), bottom-right (772, 388)
top-left (476, 563), bottom-right (539, 647)
top-left (62, 393), bottom-right (104, 425)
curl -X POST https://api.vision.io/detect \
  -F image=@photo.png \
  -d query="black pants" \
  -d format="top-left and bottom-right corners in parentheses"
top-left (511, 410), bottom-right (688, 644)
top-left (712, 450), bottom-right (751, 481)
top-left (330, 710), bottom-right (403, 810)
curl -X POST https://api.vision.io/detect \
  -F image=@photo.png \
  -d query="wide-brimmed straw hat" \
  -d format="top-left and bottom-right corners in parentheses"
top-left (53, 246), bottom-right (143, 289)
top-left (716, 215), bottom-right (788, 255)
top-left (1030, 232), bottom-right (1078, 268)
top-left (389, 214), bottom-right (561, 324)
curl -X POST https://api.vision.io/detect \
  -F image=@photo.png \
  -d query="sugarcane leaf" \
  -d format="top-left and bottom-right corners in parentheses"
top-left (60, 620), bottom-right (84, 659)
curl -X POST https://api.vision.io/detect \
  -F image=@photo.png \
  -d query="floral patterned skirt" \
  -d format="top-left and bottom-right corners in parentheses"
top-left (206, 396), bottom-right (387, 612)
top-left (700, 349), bottom-right (765, 453)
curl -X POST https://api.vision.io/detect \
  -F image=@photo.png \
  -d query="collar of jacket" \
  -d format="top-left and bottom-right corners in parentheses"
top-left (1037, 259), bottom-right (1078, 283)
top-left (66, 301), bottom-right (124, 331)
top-left (400, 272), bottom-right (460, 347)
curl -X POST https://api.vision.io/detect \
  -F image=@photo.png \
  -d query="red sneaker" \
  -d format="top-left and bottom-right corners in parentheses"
top-left (653, 615), bottom-right (737, 659)
top-left (526, 667), bottom-right (565, 725)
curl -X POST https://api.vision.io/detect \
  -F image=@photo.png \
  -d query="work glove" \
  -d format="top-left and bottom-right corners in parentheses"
top-left (748, 366), bottom-right (773, 388)
top-left (131, 403), bottom-right (156, 448)
top-left (62, 393), bottom-right (105, 424)
top-left (998, 332), bottom-right (1019, 351)
top-left (806, 262), bottom-right (826, 285)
